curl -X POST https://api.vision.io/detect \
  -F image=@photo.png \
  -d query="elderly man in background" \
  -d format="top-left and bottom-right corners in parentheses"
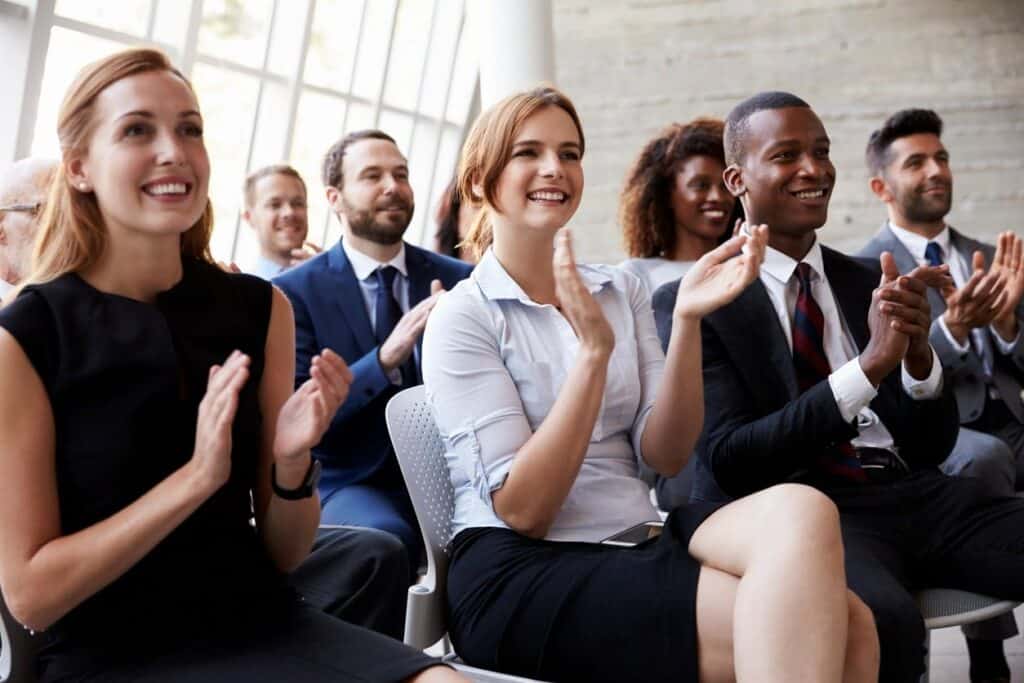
top-left (0, 158), bottom-right (56, 298)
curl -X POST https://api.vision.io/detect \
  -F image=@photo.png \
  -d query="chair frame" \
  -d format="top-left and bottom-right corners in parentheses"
top-left (386, 386), bottom-right (544, 682)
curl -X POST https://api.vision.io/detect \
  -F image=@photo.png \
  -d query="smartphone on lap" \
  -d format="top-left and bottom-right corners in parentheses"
top-left (600, 521), bottom-right (664, 547)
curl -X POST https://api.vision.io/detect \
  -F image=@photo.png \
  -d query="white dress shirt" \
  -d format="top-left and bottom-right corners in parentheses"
top-left (0, 279), bottom-right (13, 300)
top-left (888, 222), bottom-right (1017, 362)
top-left (249, 255), bottom-right (287, 280)
top-left (341, 238), bottom-right (409, 384)
top-left (422, 249), bottom-right (662, 543)
top-left (759, 239), bottom-right (943, 453)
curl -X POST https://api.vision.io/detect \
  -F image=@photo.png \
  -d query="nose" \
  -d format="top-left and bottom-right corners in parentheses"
top-left (924, 157), bottom-right (946, 179)
top-left (709, 181), bottom-right (728, 203)
top-left (539, 150), bottom-right (565, 179)
top-left (797, 152), bottom-right (827, 180)
top-left (155, 129), bottom-right (186, 166)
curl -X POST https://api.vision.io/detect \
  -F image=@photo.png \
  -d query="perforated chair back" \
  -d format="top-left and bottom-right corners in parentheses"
top-left (386, 386), bottom-right (454, 650)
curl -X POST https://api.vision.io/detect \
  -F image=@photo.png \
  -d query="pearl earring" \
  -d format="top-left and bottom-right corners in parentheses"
top-left (79, 183), bottom-right (88, 191)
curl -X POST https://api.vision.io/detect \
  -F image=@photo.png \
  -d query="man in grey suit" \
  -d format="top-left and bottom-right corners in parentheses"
top-left (859, 108), bottom-right (1024, 681)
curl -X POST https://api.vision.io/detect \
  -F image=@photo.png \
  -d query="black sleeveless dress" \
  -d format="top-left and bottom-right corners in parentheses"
top-left (0, 258), bottom-right (436, 682)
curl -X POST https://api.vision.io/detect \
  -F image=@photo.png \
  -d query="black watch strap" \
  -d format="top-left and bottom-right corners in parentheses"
top-left (271, 458), bottom-right (320, 500)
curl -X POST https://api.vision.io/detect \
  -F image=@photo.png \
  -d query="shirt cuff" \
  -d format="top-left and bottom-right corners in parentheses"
top-left (938, 315), bottom-right (971, 353)
top-left (901, 347), bottom-right (943, 400)
top-left (989, 323), bottom-right (1021, 355)
top-left (828, 358), bottom-right (879, 423)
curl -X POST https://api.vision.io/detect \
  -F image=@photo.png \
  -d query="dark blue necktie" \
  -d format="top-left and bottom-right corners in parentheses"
top-left (791, 263), bottom-right (865, 482)
top-left (925, 242), bottom-right (943, 267)
top-left (374, 266), bottom-right (417, 386)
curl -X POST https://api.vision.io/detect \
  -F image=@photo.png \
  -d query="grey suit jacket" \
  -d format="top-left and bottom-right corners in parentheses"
top-left (858, 222), bottom-right (1024, 424)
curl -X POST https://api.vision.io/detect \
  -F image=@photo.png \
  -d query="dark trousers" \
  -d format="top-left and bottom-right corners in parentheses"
top-left (287, 526), bottom-right (410, 639)
top-left (827, 469), bottom-right (1024, 682)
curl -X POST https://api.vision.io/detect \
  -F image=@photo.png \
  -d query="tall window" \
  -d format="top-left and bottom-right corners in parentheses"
top-left (23, 0), bottom-right (479, 265)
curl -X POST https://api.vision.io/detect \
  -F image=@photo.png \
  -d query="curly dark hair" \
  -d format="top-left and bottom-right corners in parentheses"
top-left (434, 176), bottom-right (463, 259)
top-left (620, 118), bottom-right (732, 259)
top-left (865, 108), bottom-right (943, 176)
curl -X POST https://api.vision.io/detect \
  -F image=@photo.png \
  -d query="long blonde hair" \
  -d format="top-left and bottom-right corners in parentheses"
top-left (27, 48), bottom-right (213, 286)
top-left (457, 86), bottom-right (585, 261)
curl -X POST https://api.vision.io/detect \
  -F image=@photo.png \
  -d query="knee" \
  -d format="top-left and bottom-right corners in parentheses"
top-left (761, 484), bottom-right (841, 551)
top-left (357, 528), bottom-right (410, 579)
top-left (846, 593), bottom-right (881, 677)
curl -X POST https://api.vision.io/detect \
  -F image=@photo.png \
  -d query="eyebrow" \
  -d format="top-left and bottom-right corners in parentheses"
top-left (513, 139), bottom-right (582, 149)
top-left (115, 109), bottom-right (202, 121)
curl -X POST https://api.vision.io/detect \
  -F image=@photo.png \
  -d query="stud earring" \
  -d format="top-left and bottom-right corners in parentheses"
top-left (79, 183), bottom-right (88, 191)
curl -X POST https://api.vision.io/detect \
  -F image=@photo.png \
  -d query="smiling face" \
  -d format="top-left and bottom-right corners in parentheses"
top-left (876, 133), bottom-right (952, 229)
top-left (489, 105), bottom-right (583, 235)
top-left (330, 138), bottom-right (414, 246)
top-left (68, 70), bottom-right (209, 245)
top-left (245, 172), bottom-right (308, 260)
top-left (671, 154), bottom-right (733, 243)
top-left (726, 106), bottom-right (834, 244)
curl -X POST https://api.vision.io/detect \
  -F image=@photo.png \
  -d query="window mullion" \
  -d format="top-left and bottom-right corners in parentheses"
top-left (370, 1), bottom-right (401, 128)
top-left (230, 0), bottom-right (280, 261)
top-left (14, 0), bottom-right (56, 159)
top-left (404, 0), bottom-right (440, 155)
top-left (279, 0), bottom-right (316, 162)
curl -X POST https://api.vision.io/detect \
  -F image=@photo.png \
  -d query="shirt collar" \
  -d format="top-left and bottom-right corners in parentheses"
top-left (474, 248), bottom-right (612, 305)
top-left (252, 255), bottom-right (286, 280)
top-left (762, 236), bottom-right (826, 286)
top-left (0, 278), bottom-right (13, 298)
top-left (342, 238), bottom-right (407, 281)
top-left (888, 221), bottom-right (951, 262)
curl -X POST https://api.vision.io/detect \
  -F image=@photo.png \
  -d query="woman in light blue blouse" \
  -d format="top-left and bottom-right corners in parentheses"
top-left (421, 86), bottom-right (879, 683)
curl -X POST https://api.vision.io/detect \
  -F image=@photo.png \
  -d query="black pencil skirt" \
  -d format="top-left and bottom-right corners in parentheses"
top-left (447, 502), bottom-right (724, 683)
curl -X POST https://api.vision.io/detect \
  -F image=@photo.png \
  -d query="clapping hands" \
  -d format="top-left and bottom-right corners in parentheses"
top-left (673, 221), bottom-right (768, 320)
top-left (553, 229), bottom-right (615, 356)
top-left (273, 349), bottom-right (353, 464)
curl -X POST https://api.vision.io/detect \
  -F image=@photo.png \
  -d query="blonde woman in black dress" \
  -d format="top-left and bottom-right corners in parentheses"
top-left (0, 48), bottom-right (460, 683)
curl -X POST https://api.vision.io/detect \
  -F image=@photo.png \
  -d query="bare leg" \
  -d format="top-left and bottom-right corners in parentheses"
top-left (689, 484), bottom-right (853, 682)
top-left (842, 592), bottom-right (880, 683)
top-left (407, 664), bottom-right (470, 682)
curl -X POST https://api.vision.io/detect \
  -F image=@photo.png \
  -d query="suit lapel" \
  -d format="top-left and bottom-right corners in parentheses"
top-left (326, 243), bottom-right (377, 351)
top-left (821, 247), bottom-right (872, 351)
top-left (404, 245), bottom-right (439, 368)
top-left (714, 281), bottom-right (799, 400)
top-left (876, 223), bottom-right (946, 317)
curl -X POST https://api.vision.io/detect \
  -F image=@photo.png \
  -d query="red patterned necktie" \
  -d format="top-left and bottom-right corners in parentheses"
top-left (791, 263), bottom-right (866, 482)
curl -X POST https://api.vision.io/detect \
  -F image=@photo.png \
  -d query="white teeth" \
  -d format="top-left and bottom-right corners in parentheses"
top-left (146, 182), bottom-right (187, 196)
top-left (794, 189), bottom-right (825, 199)
top-left (528, 191), bottom-right (565, 202)
top-left (704, 210), bottom-right (725, 218)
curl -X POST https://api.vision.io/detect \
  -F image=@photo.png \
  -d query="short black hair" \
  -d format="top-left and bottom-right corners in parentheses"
top-left (321, 129), bottom-right (397, 189)
top-left (865, 109), bottom-right (943, 176)
top-left (724, 91), bottom-right (811, 165)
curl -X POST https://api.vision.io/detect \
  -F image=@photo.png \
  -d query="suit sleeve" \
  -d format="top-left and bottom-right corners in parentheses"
top-left (698, 320), bottom-right (858, 497)
top-left (276, 277), bottom-right (392, 430)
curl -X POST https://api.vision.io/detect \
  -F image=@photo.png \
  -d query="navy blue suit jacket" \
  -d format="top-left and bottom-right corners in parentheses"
top-left (652, 246), bottom-right (959, 501)
top-left (274, 241), bottom-right (473, 488)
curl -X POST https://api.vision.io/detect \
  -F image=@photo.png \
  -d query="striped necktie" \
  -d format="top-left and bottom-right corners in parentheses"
top-left (792, 263), bottom-right (866, 482)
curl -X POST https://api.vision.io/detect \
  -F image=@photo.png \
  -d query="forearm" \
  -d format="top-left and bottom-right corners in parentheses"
top-left (493, 349), bottom-right (609, 537)
top-left (642, 313), bottom-right (703, 475)
top-left (259, 461), bottom-right (320, 572)
top-left (8, 461), bottom-right (212, 631)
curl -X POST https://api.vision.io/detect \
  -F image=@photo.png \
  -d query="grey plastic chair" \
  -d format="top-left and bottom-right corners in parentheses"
top-left (916, 588), bottom-right (1019, 683)
top-left (386, 386), bottom-right (544, 683)
top-left (1, 591), bottom-right (38, 683)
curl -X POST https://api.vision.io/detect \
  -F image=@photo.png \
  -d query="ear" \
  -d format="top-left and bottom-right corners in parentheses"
top-left (723, 163), bottom-right (745, 198)
top-left (66, 154), bottom-right (92, 193)
top-left (242, 209), bottom-right (253, 226)
top-left (868, 175), bottom-right (891, 203)
top-left (0, 226), bottom-right (7, 246)
top-left (325, 185), bottom-right (341, 210)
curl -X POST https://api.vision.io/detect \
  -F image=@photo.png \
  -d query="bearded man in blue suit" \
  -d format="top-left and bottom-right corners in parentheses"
top-left (275, 130), bottom-right (472, 571)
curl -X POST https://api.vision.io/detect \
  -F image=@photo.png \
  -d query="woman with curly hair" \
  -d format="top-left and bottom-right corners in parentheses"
top-left (619, 118), bottom-right (739, 296)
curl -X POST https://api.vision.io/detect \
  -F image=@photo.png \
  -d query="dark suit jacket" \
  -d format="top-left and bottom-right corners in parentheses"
top-left (652, 246), bottom-right (959, 500)
top-left (858, 223), bottom-right (1024, 424)
top-left (274, 241), bottom-right (473, 487)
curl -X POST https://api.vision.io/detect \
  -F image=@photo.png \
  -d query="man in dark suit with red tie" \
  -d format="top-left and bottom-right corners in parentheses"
top-left (653, 92), bottom-right (1024, 683)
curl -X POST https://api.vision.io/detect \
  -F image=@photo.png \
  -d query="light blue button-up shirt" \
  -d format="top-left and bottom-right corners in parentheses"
top-left (422, 249), bottom-right (662, 543)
